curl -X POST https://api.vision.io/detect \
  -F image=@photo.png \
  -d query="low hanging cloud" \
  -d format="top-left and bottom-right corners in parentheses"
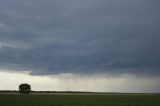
top-left (0, 0), bottom-right (160, 76)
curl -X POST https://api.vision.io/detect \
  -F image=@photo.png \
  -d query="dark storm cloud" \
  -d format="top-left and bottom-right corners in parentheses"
top-left (0, 0), bottom-right (160, 75)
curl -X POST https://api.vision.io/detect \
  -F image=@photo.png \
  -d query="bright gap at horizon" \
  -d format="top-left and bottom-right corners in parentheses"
top-left (0, 70), bottom-right (160, 93)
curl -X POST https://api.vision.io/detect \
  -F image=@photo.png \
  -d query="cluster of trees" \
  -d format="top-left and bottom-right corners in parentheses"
top-left (19, 83), bottom-right (31, 94)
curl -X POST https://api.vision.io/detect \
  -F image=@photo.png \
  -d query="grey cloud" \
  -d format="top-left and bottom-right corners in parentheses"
top-left (0, 0), bottom-right (160, 75)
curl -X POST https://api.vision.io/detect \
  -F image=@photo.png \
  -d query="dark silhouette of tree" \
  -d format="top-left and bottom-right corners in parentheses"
top-left (19, 83), bottom-right (31, 94)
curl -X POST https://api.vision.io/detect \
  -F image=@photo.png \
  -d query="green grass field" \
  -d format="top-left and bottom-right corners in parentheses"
top-left (0, 94), bottom-right (160, 106)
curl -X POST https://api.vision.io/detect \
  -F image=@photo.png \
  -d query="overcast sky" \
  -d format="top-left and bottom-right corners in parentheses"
top-left (0, 0), bottom-right (160, 92)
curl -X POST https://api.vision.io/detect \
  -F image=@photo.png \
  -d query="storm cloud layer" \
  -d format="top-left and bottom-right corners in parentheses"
top-left (0, 0), bottom-right (160, 75)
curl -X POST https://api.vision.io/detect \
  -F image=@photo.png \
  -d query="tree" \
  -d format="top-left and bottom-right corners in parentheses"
top-left (19, 83), bottom-right (31, 94)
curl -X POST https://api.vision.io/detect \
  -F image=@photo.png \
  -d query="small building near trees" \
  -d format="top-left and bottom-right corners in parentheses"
top-left (19, 83), bottom-right (31, 94)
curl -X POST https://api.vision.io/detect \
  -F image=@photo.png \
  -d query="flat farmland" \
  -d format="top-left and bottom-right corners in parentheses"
top-left (0, 93), bottom-right (160, 106)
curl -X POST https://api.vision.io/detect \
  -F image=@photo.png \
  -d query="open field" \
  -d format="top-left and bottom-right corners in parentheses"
top-left (0, 93), bottom-right (160, 106)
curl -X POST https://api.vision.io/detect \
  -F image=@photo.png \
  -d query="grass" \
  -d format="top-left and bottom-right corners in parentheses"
top-left (0, 94), bottom-right (160, 106)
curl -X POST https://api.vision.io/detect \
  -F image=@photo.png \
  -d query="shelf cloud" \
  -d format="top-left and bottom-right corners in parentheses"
top-left (0, 0), bottom-right (160, 92)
